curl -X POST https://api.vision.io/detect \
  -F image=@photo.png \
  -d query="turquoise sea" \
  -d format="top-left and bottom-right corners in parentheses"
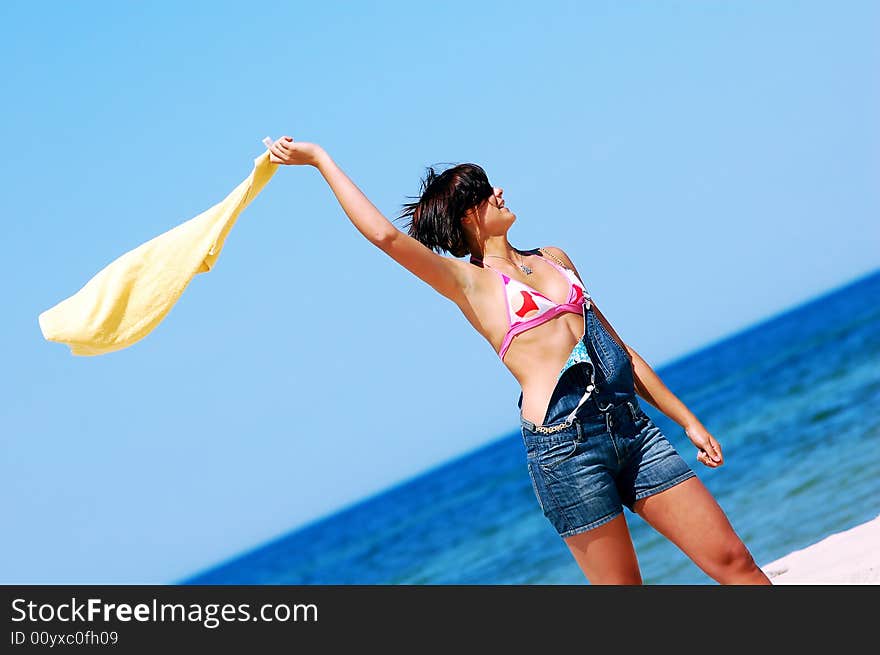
top-left (182, 270), bottom-right (880, 584)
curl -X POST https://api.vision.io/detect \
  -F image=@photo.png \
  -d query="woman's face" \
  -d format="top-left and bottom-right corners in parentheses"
top-left (478, 186), bottom-right (516, 231)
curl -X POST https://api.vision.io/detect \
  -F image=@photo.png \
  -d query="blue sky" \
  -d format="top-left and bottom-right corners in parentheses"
top-left (1, 1), bottom-right (877, 583)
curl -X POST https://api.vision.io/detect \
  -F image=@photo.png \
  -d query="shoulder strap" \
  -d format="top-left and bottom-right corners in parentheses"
top-left (538, 247), bottom-right (569, 270)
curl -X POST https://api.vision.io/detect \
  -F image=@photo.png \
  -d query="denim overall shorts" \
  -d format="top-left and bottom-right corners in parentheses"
top-left (519, 300), bottom-right (696, 538)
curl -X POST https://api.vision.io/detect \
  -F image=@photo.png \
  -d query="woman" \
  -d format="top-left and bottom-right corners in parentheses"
top-left (267, 136), bottom-right (771, 585)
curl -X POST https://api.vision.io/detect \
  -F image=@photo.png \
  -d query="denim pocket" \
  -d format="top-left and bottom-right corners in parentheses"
top-left (535, 439), bottom-right (579, 470)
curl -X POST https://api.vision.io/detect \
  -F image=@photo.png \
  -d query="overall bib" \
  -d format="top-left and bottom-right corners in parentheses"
top-left (519, 300), bottom-right (696, 538)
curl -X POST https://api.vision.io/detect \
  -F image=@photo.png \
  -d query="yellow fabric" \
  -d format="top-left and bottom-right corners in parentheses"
top-left (38, 149), bottom-right (279, 356)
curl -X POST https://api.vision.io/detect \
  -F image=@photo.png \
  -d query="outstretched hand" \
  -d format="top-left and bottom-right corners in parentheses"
top-left (685, 423), bottom-right (724, 468)
top-left (264, 136), bottom-right (325, 167)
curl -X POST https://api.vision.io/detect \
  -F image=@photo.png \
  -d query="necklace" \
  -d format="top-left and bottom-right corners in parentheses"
top-left (484, 250), bottom-right (533, 275)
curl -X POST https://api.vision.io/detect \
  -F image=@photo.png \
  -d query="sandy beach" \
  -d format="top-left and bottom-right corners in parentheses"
top-left (759, 513), bottom-right (880, 584)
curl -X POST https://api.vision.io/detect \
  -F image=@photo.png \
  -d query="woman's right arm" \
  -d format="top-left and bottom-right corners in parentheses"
top-left (268, 137), bottom-right (474, 304)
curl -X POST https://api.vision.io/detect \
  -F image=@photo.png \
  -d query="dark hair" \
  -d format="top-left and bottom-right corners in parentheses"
top-left (395, 163), bottom-right (494, 258)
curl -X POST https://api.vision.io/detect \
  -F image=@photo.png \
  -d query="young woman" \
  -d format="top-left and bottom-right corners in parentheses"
top-left (267, 136), bottom-right (771, 585)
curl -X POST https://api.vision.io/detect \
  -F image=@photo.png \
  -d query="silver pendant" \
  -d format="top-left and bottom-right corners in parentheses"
top-left (520, 265), bottom-right (533, 275)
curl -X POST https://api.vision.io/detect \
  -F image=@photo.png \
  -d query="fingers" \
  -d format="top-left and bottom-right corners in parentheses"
top-left (263, 136), bottom-right (283, 163)
top-left (262, 136), bottom-right (292, 154)
top-left (697, 448), bottom-right (722, 468)
top-left (707, 436), bottom-right (723, 463)
top-left (269, 142), bottom-right (286, 161)
top-left (262, 134), bottom-right (304, 165)
top-left (275, 136), bottom-right (294, 150)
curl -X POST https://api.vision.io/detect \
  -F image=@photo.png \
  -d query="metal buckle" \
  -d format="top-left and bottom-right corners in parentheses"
top-left (627, 399), bottom-right (638, 421)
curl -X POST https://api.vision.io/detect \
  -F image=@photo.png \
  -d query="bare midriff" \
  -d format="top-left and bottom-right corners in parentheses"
top-left (502, 310), bottom-right (588, 426)
top-left (464, 254), bottom-right (628, 427)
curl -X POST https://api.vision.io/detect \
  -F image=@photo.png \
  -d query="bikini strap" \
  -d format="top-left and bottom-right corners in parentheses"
top-left (537, 247), bottom-right (570, 270)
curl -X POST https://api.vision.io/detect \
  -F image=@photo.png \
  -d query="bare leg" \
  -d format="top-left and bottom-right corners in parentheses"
top-left (563, 513), bottom-right (643, 584)
top-left (633, 476), bottom-right (771, 584)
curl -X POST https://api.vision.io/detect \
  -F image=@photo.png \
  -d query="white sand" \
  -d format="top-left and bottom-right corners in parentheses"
top-left (759, 513), bottom-right (880, 584)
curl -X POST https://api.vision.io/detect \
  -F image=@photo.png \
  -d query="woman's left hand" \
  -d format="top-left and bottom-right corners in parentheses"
top-left (685, 423), bottom-right (724, 468)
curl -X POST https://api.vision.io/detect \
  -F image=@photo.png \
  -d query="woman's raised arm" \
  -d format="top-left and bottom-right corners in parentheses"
top-left (268, 137), bottom-right (473, 304)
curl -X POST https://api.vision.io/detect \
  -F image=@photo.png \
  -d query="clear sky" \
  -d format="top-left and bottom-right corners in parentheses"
top-left (2, 1), bottom-right (877, 583)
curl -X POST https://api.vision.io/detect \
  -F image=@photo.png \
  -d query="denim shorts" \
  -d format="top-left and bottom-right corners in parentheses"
top-left (519, 300), bottom-right (696, 538)
top-left (523, 397), bottom-right (696, 537)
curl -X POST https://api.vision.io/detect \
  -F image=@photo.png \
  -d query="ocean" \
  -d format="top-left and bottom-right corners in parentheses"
top-left (182, 269), bottom-right (880, 584)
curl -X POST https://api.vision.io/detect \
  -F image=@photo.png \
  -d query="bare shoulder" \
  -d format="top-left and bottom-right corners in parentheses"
top-left (539, 245), bottom-right (577, 270)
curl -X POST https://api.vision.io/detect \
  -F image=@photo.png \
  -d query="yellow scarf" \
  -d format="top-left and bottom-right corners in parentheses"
top-left (38, 148), bottom-right (279, 356)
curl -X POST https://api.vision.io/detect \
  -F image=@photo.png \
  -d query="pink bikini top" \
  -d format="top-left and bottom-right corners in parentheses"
top-left (470, 251), bottom-right (591, 361)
